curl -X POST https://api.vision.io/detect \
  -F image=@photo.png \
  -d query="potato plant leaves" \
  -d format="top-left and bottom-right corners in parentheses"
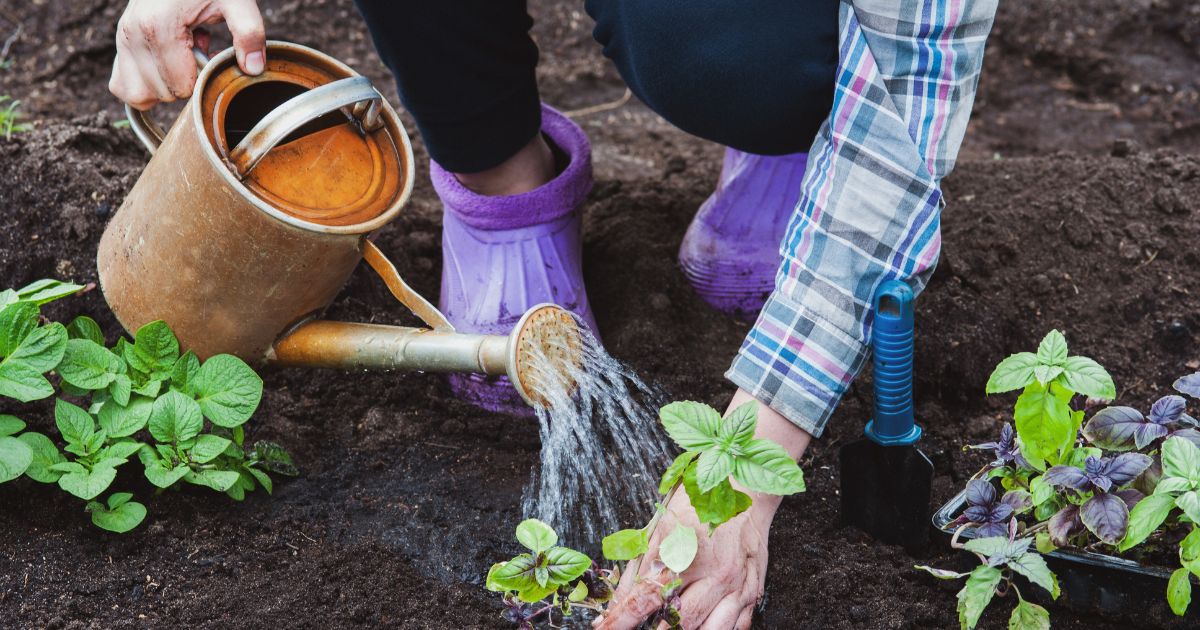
top-left (0, 282), bottom-right (292, 534)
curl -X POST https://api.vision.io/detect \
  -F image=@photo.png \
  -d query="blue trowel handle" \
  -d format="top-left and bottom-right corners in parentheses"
top-left (864, 280), bottom-right (922, 446)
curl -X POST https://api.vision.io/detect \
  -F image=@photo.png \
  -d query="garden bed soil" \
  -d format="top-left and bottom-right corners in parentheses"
top-left (2, 1), bottom-right (1200, 628)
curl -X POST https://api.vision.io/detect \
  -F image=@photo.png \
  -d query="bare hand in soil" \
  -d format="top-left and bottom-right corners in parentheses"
top-left (595, 489), bottom-right (776, 630)
top-left (109, 0), bottom-right (266, 109)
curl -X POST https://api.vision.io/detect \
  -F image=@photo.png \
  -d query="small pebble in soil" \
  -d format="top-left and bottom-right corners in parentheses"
top-left (1030, 273), bottom-right (1052, 295)
top-left (1164, 320), bottom-right (1191, 344)
top-left (1111, 138), bottom-right (1137, 157)
top-left (649, 292), bottom-right (671, 310)
top-left (849, 605), bottom-right (869, 623)
top-left (94, 202), bottom-right (112, 217)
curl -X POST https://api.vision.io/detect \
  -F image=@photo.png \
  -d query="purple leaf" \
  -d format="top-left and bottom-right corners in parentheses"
top-left (1048, 504), bottom-right (1084, 547)
top-left (964, 505), bottom-right (992, 523)
top-left (1080, 492), bottom-right (1130, 544)
top-left (1132, 423), bottom-right (1171, 450)
top-left (1169, 428), bottom-right (1200, 450)
top-left (1133, 455), bottom-right (1163, 496)
top-left (1001, 490), bottom-right (1033, 514)
top-left (965, 479), bottom-right (997, 507)
top-left (1043, 465), bottom-right (1090, 491)
top-left (1175, 373), bottom-right (1200, 400)
top-left (1151, 396), bottom-right (1188, 425)
top-left (1103, 453), bottom-right (1154, 487)
top-left (1082, 406), bottom-right (1145, 451)
top-left (1114, 488), bottom-right (1144, 511)
top-left (991, 503), bottom-right (1015, 523)
top-left (976, 521), bottom-right (1009, 538)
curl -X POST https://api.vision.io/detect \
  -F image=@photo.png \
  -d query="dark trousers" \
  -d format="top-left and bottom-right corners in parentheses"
top-left (353, 1), bottom-right (839, 173)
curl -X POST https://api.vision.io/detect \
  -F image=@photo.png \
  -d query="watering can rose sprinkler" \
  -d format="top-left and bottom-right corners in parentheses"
top-left (97, 41), bottom-right (583, 408)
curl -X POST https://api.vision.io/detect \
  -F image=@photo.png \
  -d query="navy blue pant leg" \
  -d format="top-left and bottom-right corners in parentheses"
top-left (355, 1), bottom-right (839, 168)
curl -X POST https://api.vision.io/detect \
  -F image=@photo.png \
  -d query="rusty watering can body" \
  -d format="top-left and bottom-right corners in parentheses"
top-left (98, 42), bottom-right (580, 408)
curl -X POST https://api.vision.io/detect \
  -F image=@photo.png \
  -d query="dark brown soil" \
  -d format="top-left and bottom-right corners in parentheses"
top-left (1, 1), bottom-right (1199, 629)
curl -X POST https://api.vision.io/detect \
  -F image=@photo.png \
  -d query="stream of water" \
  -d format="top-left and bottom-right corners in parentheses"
top-left (520, 325), bottom-right (672, 546)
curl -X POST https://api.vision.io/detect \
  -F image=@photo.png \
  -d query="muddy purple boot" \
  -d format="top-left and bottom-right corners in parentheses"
top-left (434, 104), bottom-right (597, 415)
top-left (679, 148), bottom-right (809, 322)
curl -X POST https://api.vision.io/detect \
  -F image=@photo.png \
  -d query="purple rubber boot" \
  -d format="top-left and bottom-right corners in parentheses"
top-left (433, 104), bottom-right (597, 415)
top-left (679, 148), bottom-right (809, 322)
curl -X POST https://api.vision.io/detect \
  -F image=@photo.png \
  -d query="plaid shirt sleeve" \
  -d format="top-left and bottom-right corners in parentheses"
top-left (725, 0), bottom-right (998, 437)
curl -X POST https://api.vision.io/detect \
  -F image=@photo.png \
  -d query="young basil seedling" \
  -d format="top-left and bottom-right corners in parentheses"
top-left (489, 400), bottom-right (807, 628)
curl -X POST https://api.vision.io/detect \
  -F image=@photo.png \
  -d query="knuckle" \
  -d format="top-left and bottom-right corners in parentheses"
top-left (138, 19), bottom-right (159, 44)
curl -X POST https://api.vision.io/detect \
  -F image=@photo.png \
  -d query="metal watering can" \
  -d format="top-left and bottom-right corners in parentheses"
top-left (97, 41), bottom-right (581, 407)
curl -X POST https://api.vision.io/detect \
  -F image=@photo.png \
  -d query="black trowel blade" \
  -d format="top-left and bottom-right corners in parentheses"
top-left (839, 438), bottom-right (934, 553)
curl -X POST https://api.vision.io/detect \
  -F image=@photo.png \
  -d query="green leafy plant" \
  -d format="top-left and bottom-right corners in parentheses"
top-left (918, 532), bottom-right (1059, 630)
top-left (487, 400), bottom-right (806, 628)
top-left (0, 95), bottom-right (32, 139)
top-left (925, 330), bottom-right (1200, 625)
top-left (986, 330), bottom-right (1115, 470)
top-left (0, 279), bottom-right (296, 532)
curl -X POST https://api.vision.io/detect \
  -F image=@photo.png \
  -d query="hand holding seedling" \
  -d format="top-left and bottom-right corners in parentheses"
top-left (597, 390), bottom-right (810, 630)
top-left (487, 393), bottom-right (809, 629)
top-left (109, 0), bottom-right (266, 110)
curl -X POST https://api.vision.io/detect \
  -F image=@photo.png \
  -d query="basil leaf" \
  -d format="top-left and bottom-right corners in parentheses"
top-left (515, 518), bottom-right (558, 554)
top-left (695, 448), bottom-right (734, 493)
top-left (986, 352), bottom-right (1038, 394)
top-left (1008, 597), bottom-right (1050, 630)
top-left (731, 438), bottom-right (805, 495)
top-left (1006, 552), bottom-right (1059, 599)
top-left (658, 524), bottom-right (698, 574)
top-left (1059, 355), bottom-right (1115, 399)
top-left (956, 565), bottom-right (1001, 630)
top-left (1036, 330), bottom-right (1068, 367)
top-left (659, 401), bottom-right (721, 451)
top-left (659, 450), bottom-right (698, 494)
top-left (717, 401), bottom-right (757, 447)
top-left (1169, 567), bottom-right (1193, 616)
top-left (602, 527), bottom-right (648, 561)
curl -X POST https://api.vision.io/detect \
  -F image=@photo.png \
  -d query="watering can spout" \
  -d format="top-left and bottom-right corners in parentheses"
top-left (269, 304), bottom-right (584, 409)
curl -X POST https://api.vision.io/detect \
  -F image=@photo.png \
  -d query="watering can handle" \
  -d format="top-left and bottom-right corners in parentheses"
top-left (362, 240), bottom-right (455, 333)
top-left (125, 48), bottom-right (212, 154)
top-left (227, 76), bottom-right (384, 178)
top-left (865, 280), bottom-right (922, 446)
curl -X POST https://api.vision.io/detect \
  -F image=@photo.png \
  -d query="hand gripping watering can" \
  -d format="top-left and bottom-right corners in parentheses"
top-left (97, 41), bottom-right (582, 407)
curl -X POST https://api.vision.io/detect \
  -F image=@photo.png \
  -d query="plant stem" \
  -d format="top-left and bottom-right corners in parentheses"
top-left (625, 481), bottom-right (681, 581)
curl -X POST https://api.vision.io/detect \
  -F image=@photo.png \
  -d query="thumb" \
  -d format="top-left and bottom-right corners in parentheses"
top-left (220, 0), bottom-right (266, 75)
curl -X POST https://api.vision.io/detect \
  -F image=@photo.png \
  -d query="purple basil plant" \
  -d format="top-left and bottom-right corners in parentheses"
top-left (1082, 395), bottom-right (1200, 452)
top-left (1042, 453), bottom-right (1152, 544)
top-left (971, 423), bottom-right (1031, 471)
top-left (953, 479), bottom-right (1032, 537)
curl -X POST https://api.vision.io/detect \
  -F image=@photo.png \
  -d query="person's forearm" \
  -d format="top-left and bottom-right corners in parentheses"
top-left (726, 388), bottom-right (813, 513)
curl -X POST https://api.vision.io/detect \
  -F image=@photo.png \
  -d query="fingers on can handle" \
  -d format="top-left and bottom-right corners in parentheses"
top-left (220, 0), bottom-right (267, 75)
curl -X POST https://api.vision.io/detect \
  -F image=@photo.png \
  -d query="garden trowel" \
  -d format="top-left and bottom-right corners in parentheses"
top-left (840, 280), bottom-right (933, 553)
